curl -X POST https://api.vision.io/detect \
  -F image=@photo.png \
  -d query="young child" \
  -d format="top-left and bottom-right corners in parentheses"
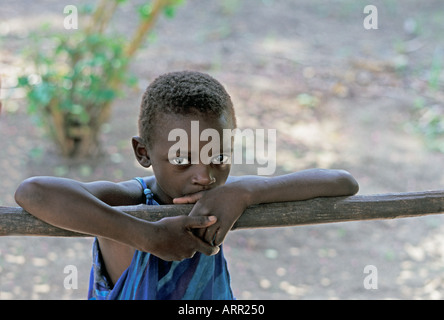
top-left (14, 71), bottom-right (359, 300)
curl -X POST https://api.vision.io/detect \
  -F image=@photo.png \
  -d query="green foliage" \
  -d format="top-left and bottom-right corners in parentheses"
top-left (19, 31), bottom-right (133, 122)
top-left (18, 29), bottom-right (134, 157)
top-left (428, 48), bottom-right (443, 92)
top-left (412, 97), bottom-right (444, 153)
top-left (17, 0), bottom-right (185, 157)
top-left (410, 47), bottom-right (444, 153)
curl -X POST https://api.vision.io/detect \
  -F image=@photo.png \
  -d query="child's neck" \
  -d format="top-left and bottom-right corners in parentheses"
top-left (149, 180), bottom-right (173, 205)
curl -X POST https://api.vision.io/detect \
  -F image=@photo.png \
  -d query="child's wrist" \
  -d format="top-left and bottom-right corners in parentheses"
top-left (124, 218), bottom-right (157, 252)
top-left (224, 181), bottom-right (255, 208)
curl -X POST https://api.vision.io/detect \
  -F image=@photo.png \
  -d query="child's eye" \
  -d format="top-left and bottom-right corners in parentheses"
top-left (171, 157), bottom-right (190, 165)
top-left (211, 154), bottom-right (230, 165)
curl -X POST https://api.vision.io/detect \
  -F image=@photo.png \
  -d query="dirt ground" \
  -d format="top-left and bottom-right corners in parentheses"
top-left (1, 0), bottom-right (444, 299)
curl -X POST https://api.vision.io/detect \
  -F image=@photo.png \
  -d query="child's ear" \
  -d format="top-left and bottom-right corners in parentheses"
top-left (132, 136), bottom-right (151, 168)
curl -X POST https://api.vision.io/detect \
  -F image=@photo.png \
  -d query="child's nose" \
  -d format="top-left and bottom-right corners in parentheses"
top-left (191, 164), bottom-right (216, 186)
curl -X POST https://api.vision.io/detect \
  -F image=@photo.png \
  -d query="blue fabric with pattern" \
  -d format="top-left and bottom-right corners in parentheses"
top-left (87, 177), bottom-right (234, 300)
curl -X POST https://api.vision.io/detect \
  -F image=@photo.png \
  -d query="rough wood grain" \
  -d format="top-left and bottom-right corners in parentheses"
top-left (1, 190), bottom-right (443, 237)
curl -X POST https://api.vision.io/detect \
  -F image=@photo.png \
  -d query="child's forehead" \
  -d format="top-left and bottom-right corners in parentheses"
top-left (155, 112), bottom-right (233, 133)
top-left (147, 112), bottom-right (234, 151)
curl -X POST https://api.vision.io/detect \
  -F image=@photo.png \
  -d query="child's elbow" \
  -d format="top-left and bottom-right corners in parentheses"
top-left (15, 177), bottom-right (46, 208)
top-left (335, 170), bottom-right (359, 196)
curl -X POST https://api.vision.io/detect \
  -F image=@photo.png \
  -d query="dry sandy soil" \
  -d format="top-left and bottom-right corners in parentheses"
top-left (1, 0), bottom-right (444, 299)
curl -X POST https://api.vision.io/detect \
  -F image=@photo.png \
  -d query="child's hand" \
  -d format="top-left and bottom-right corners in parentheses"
top-left (173, 184), bottom-right (250, 247)
top-left (148, 215), bottom-right (220, 261)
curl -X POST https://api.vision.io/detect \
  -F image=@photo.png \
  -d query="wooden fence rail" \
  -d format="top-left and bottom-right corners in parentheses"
top-left (1, 190), bottom-right (444, 237)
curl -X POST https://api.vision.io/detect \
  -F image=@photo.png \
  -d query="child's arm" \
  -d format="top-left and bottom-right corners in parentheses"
top-left (14, 176), bottom-right (219, 261)
top-left (174, 169), bottom-right (359, 246)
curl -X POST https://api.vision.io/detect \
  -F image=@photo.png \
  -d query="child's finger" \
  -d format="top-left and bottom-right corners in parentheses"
top-left (195, 239), bottom-right (220, 256)
top-left (185, 215), bottom-right (217, 229)
top-left (202, 226), bottom-right (218, 245)
top-left (184, 217), bottom-right (220, 256)
top-left (173, 191), bottom-right (205, 204)
top-left (192, 226), bottom-right (206, 240)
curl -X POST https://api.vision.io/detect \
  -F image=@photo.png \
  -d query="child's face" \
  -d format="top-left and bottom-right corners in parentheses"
top-left (135, 112), bottom-right (234, 204)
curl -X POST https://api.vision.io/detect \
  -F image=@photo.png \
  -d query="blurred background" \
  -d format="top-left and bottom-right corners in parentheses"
top-left (1, 0), bottom-right (444, 299)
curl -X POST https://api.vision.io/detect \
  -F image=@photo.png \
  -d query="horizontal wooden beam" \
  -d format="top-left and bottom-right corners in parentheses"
top-left (1, 190), bottom-right (443, 237)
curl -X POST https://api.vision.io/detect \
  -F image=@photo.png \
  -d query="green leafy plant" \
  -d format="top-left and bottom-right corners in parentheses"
top-left (412, 98), bottom-right (444, 153)
top-left (410, 47), bottom-right (444, 153)
top-left (18, 0), bottom-right (184, 157)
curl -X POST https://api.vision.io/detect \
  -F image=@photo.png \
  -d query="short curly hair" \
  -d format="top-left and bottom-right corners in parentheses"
top-left (138, 71), bottom-right (236, 147)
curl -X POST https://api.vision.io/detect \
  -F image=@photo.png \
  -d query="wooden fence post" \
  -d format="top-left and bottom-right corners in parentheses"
top-left (1, 190), bottom-right (443, 237)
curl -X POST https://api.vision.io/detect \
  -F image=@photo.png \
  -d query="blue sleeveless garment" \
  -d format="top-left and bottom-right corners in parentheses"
top-left (87, 178), bottom-right (234, 300)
